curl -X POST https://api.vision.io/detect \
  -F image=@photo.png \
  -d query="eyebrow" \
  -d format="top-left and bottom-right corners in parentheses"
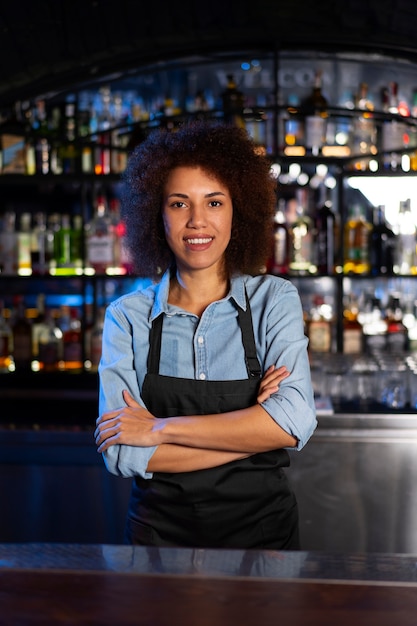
top-left (166, 191), bottom-right (227, 199)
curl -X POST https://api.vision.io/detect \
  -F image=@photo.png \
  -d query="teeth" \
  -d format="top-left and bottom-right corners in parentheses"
top-left (186, 238), bottom-right (212, 244)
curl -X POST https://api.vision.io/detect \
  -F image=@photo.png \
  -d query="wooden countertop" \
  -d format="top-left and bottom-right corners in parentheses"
top-left (1, 544), bottom-right (416, 625)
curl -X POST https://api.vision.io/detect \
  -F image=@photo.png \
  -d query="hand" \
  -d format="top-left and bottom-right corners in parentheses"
top-left (94, 390), bottom-right (163, 453)
top-left (257, 365), bottom-right (290, 404)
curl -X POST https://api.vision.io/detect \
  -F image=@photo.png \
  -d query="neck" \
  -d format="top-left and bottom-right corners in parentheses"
top-left (168, 269), bottom-right (229, 316)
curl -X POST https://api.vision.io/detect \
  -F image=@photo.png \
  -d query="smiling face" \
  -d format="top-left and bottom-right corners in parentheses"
top-left (162, 166), bottom-right (233, 276)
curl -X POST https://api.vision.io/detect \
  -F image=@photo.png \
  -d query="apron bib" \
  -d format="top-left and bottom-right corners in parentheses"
top-left (126, 295), bottom-right (299, 549)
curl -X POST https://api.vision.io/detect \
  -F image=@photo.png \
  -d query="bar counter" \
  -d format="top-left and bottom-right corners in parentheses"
top-left (1, 411), bottom-right (417, 551)
top-left (1, 543), bottom-right (416, 625)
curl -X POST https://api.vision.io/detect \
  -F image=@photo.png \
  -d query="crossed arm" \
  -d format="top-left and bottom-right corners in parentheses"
top-left (94, 365), bottom-right (297, 474)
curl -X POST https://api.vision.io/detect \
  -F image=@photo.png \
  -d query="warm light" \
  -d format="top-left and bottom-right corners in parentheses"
top-left (321, 146), bottom-right (351, 157)
top-left (284, 146), bottom-right (306, 157)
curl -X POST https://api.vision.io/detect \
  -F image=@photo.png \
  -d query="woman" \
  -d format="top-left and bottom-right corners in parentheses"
top-left (94, 121), bottom-right (317, 549)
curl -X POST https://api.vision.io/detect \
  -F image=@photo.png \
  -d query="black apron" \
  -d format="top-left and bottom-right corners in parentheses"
top-left (125, 295), bottom-right (299, 549)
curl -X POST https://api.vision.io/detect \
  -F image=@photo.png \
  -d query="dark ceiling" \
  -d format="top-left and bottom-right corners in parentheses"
top-left (2, 0), bottom-right (417, 108)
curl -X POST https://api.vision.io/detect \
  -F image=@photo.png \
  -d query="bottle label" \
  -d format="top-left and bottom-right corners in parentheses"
top-left (344, 329), bottom-right (362, 353)
top-left (87, 234), bottom-right (114, 265)
top-left (309, 321), bottom-right (332, 352)
top-left (305, 116), bottom-right (326, 148)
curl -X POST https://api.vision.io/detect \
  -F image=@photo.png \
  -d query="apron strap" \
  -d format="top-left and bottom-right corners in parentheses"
top-left (147, 289), bottom-right (262, 379)
top-left (147, 314), bottom-right (163, 374)
top-left (235, 290), bottom-right (262, 379)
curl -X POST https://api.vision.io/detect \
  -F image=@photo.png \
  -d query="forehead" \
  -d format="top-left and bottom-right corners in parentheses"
top-left (164, 166), bottom-right (229, 192)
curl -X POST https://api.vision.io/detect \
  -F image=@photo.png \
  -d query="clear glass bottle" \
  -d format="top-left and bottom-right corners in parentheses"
top-left (350, 82), bottom-right (377, 171)
top-left (288, 188), bottom-right (316, 275)
top-left (385, 294), bottom-right (409, 353)
top-left (17, 212), bottom-right (32, 276)
top-left (37, 308), bottom-right (63, 372)
top-left (85, 195), bottom-right (114, 275)
top-left (302, 70), bottom-right (328, 156)
top-left (361, 296), bottom-right (387, 356)
top-left (394, 199), bottom-right (417, 275)
top-left (269, 198), bottom-right (289, 275)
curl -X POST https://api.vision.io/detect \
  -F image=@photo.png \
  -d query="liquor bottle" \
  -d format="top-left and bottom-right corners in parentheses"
top-left (108, 197), bottom-right (124, 274)
top-left (71, 214), bottom-right (84, 274)
top-left (85, 195), bottom-right (114, 274)
top-left (369, 205), bottom-right (396, 275)
top-left (269, 198), bottom-right (289, 274)
top-left (351, 82), bottom-right (376, 171)
top-left (221, 74), bottom-right (245, 128)
top-left (17, 212), bottom-right (32, 276)
top-left (31, 293), bottom-right (47, 362)
top-left (53, 214), bottom-right (83, 275)
top-left (280, 93), bottom-right (303, 154)
top-left (361, 296), bottom-right (387, 355)
top-left (301, 70), bottom-right (328, 156)
top-left (59, 94), bottom-right (79, 174)
top-left (77, 92), bottom-right (94, 174)
top-left (37, 308), bottom-right (63, 372)
top-left (11, 296), bottom-right (33, 372)
top-left (53, 214), bottom-right (73, 275)
top-left (343, 203), bottom-right (372, 274)
top-left (343, 294), bottom-right (363, 354)
top-left (46, 213), bottom-right (62, 275)
top-left (381, 82), bottom-right (407, 171)
top-left (394, 199), bottom-right (417, 275)
top-left (0, 211), bottom-right (18, 275)
top-left (60, 306), bottom-right (83, 372)
top-left (385, 294), bottom-right (409, 353)
top-left (0, 300), bottom-right (13, 372)
top-left (33, 100), bottom-right (51, 175)
top-left (30, 212), bottom-right (51, 276)
top-left (307, 295), bottom-right (333, 353)
top-left (314, 185), bottom-right (337, 274)
top-left (288, 188), bottom-right (316, 275)
top-left (410, 89), bottom-right (417, 171)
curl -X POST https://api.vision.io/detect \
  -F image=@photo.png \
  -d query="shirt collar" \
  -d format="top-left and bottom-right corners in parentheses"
top-left (150, 270), bottom-right (248, 321)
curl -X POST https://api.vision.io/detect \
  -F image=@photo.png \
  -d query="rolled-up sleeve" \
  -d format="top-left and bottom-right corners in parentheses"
top-left (98, 302), bottom-right (156, 479)
top-left (254, 278), bottom-right (317, 449)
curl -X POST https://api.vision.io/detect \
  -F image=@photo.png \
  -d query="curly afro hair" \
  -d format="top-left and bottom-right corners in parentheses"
top-left (121, 120), bottom-right (277, 280)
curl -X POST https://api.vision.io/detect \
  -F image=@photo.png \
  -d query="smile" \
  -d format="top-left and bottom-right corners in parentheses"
top-left (185, 237), bottom-right (213, 244)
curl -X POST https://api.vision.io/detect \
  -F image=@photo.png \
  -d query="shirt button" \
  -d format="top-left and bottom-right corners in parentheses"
top-left (199, 373), bottom-right (206, 380)
top-left (198, 336), bottom-right (204, 345)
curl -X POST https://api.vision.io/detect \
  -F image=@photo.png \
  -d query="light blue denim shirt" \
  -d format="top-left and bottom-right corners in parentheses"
top-left (99, 270), bottom-right (317, 479)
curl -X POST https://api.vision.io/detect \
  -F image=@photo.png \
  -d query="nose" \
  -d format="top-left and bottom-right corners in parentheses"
top-left (187, 205), bottom-right (207, 228)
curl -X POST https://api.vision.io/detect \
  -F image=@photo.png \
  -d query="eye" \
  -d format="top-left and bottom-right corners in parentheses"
top-left (170, 201), bottom-right (187, 208)
top-left (209, 200), bottom-right (222, 207)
